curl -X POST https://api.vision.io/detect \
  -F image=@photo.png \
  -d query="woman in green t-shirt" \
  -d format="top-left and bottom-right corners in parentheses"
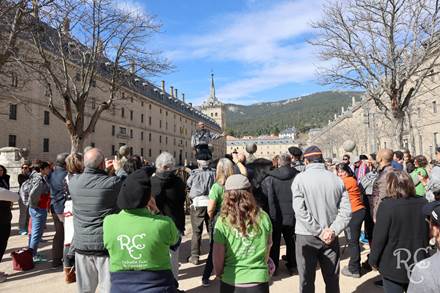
top-left (103, 169), bottom-right (180, 293)
top-left (202, 158), bottom-right (235, 286)
top-left (411, 155), bottom-right (429, 197)
top-left (213, 174), bottom-right (272, 293)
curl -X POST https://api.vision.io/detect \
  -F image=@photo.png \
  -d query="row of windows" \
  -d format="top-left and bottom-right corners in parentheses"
top-left (110, 125), bottom-right (188, 146)
top-left (9, 105), bottom-right (50, 125)
top-left (8, 135), bottom-right (49, 152)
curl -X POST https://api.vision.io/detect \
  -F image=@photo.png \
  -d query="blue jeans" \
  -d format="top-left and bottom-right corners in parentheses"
top-left (28, 207), bottom-right (48, 256)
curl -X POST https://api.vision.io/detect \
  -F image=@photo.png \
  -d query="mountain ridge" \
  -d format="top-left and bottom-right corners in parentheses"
top-left (224, 90), bottom-right (363, 137)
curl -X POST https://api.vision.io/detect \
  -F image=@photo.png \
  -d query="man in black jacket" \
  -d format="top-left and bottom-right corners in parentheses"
top-left (262, 153), bottom-right (298, 274)
top-left (69, 148), bottom-right (126, 293)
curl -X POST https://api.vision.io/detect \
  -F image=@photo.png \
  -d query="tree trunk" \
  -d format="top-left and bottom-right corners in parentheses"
top-left (70, 134), bottom-right (84, 154)
top-left (391, 114), bottom-right (405, 150)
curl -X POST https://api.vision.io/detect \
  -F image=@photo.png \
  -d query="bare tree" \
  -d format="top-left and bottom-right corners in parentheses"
top-left (29, 0), bottom-right (170, 153)
top-left (312, 0), bottom-right (440, 148)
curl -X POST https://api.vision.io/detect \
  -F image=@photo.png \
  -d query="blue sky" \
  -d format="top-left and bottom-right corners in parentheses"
top-left (120, 0), bottom-right (332, 105)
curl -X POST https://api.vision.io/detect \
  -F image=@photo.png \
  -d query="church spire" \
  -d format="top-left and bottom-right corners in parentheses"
top-left (209, 73), bottom-right (216, 101)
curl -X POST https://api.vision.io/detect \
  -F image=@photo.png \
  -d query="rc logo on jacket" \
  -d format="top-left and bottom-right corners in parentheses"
top-left (117, 233), bottom-right (146, 260)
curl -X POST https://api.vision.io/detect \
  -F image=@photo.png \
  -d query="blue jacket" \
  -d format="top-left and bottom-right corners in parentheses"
top-left (48, 166), bottom-right (67, 214)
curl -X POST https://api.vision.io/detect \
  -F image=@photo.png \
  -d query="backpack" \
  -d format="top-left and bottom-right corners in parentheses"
top-left (19, 178), bottom-right (32, 206)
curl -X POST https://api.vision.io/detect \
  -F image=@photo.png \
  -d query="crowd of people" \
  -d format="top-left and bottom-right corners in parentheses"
top-left (0, 141), bottom-right (440, 293)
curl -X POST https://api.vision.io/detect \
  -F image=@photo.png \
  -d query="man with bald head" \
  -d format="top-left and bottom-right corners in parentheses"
top-left (69, 148), bottom-right (127, 293)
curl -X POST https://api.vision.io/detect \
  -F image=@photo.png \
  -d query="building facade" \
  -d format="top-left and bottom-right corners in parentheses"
top-left (226, 136), bottom-right (297, 160)
top-left (0, 41), bottom-right (225, 164)
top-left (308, 79), bottom-right (440, 160)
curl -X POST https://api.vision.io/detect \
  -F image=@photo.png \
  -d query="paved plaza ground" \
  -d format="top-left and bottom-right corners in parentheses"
top-left (0, 205), bottom-right (382, 293)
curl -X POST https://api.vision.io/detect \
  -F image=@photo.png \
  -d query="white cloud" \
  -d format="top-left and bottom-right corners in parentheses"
top-left (164, 0), bottom-right (325, 103)
top-left (114, 0), bottom-right (146, 17)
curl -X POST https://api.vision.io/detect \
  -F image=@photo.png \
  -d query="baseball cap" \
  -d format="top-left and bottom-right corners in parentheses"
top-left (422, 201), bottom-right (440, 226)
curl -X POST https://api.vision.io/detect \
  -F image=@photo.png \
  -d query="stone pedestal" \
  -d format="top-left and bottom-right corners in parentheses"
top-left (0, 147), bottom-right (29, 191)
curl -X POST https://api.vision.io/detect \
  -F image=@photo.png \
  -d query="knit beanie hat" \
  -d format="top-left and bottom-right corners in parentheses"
top-left (225, 174), bottom-right (251, 191)
top-left (303, 145), bottom-right (323, 161)
top-left (117, 168), bottom-right (151, 209)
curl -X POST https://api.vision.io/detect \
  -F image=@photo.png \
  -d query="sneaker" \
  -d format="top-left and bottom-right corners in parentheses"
top-left (374, 280), bottom-right (383, 288)
top-left (361, 260), bottom-right (372, 273)
top-left (359, 231), bottom-right (369, 244)
top-left (0, 274), bottom-right (6, 283)
top-left (341, 266), bottom-right (360, 278)
top-left (188, 256), bottom-right (199, 265)
top-left (286, 264), bottom-right (297, 276)
top-left (202, 279), bottom-right (210, 287)
top-left (33, 255), bottom-right (47, 263)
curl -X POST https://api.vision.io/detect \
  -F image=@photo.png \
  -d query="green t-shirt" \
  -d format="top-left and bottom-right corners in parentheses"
top-left (411, 167), bottom-right (428, 196)
top-left (209, 182), bottom-right (224, 214)
top-left (213, 210), bottom-right (272, 285)
top-left (103, 208), bottom-right (179, 272)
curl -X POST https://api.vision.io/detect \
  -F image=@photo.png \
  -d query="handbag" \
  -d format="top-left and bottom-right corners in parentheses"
top-left (11, 248), bottom-right (34, 271)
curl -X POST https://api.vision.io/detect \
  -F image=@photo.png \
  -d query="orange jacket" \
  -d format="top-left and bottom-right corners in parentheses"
top-left (342, 176), bottom-right (365, 213)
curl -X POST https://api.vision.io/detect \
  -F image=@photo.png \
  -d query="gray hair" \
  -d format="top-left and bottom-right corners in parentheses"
top-left (155, 152), bottom-right (176, 171)
top-left (56, 152), bottom-right (69, 167)
top-left (278, 153), bottom-right (291, 167)
top-left (83, 148), bottom-right (105, 169)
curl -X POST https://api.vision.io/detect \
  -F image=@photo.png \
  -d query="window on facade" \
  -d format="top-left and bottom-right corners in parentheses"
top-left (166, 111), bottom-right (168, 116)
top-left (149, 116), bottom-right (152, 125)
top-left (120, 127), bottom-right (126, 134)
top-left (8, 135), bottom-right (16, 147)
top-left (44, 111), bottom-right (50, 125)
top-left (149, 149), bottom-right (152, 157)
top-left (141, 148), bottom-right (144, 157)
top-left (9, 104), bottom-right (17, 120)
top-left (11, 72), bottom-right (18, 87)
top-left (159, 135), bottom-right (162, 143)
top-left (141, 114), bottom-right (144, 123)
top-left (166, 122), bottom-right (168, 130)
top-left (43, 138), bottom-right (49, 152)
top-left (210, 113), bottom-right (213, 117)
top-left (165, 136), bottom-right (168, 145)
top-left (91, 97), bottom-right (96, 109)
top-left (433, 101), bottom-right (437, 113)
top-left (130, 110), bottom-right (133, 121)
top-left (112, 104), bottom-right (116, 115)
top-left (149, 104), bottom-right (152, 110)
top-left (130, 147), bottom-right (133, 155)
top-left (112, 125), bottom-right (115, 136)
top-left (141, 131), bottom-right (144, 141)
top-left (160, 120), bottom-right (162, 128)
top-left (131, 97), bottom-right (133, 103)
top-left (141, 101), bottom-right (144, 107)
top-left (434, 132), bottom-right (439, 147)
top-left (149, 133), bottom-right (152, 141)
top-left (112, 145), bottom-right (115, 155)
top-left (121, 107), bottom-right (125, 118)
top-left (160, 109), bottom-right (162, 114)
top-left (130, 129), bottom-right (133, 138)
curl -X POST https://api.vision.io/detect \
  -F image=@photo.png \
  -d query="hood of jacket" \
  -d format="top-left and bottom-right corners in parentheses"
top-left (269, 165), bottom-right (297, 180)
top-left (154, 170), bottom-right (177, 182)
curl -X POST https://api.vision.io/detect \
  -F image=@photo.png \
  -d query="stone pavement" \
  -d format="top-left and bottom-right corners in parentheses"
top-left (0, 204), bottom-right (382, 293)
